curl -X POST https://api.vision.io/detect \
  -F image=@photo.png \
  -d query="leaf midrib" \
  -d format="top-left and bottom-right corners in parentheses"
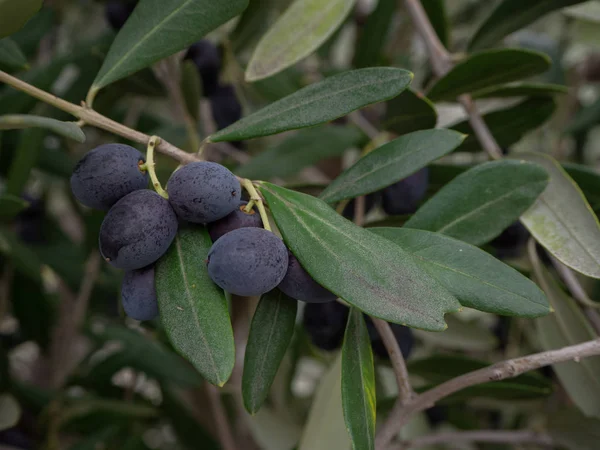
top-left (175, 236), bottom-right (221, 385)
top-left (433, 179), bottom-right (546, 235)
top-left (213, 70), bottom-right (409, 139)
top-left (94, 0), bottom-right (193, 88)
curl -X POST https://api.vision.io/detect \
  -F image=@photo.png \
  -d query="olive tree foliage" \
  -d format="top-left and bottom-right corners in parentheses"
top-left (1, 0), bottom-right (600, 449)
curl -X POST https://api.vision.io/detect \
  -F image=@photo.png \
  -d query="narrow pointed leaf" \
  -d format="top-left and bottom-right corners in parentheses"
top-left (0, 194), bottom-right (29, 218)
top-left (451, 97), bottom-right (556, 153)
top-left (519, 152), bottom-right (600, 279)
top-left (237, 125), bottom-right (364, 180)
top-left (405, 160), bottom-right (549, 246)
top-left (0, 0), bottom-right (42, 39)
top-left (320, 129), bottom-right (465, 203)
top-left (353, 0), bottom-right (396, 68)
top-left (6, 127), bottom-right (44, 196)
top-left (242, 290), bottom-right (297, 414)
top-left (531, 255), bottom-right (600, 417)
top-left (259, 183), bottom-right (460, 331)
top-left (471, 82), bottom-right (568, 99)
top-left (0, 38), bottom-right (28, 72)
top-left (468, 0), bottom-right (588, 51)
top-left (210, 68), bottom-right (413, 142)
top-left (427, 49), bottom-right (550, 102)
top-left (342, 309), bottom-right (375, 450)
top-left (91, 0), bottom-right (249, 91)
top-left (421, 0), bottom-right (449, 47)
top-left (565, 97), bottom-right (600, 134)
top-left (0, 115), bottom-right (85, 142)
top-left (548, 409), bottom-right (600, 450)
top-left (563, 163), bottom-right (600, 212)
top-left (245, 0), bottom-right (356, 81)
top-left (156, 226), bottom-right (235, 386)
top-left (383, 89), bottom-right (437, 136)
top-left (298, 356), bottom-right (351, 450)
top-left (180, 60), bottom-right (201, 121)
top-left (372, 228), bottom-right (550, 317)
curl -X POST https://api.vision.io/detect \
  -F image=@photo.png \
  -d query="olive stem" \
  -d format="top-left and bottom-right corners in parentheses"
top-left (241, 179), bottom-right (271, 231)
top-left (146, 136), bottom-right (169, 199)
top-left (244, 199), bottom-right (256, 213)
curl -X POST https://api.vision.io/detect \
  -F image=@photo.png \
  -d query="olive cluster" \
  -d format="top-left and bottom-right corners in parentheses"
top-left (70, 144), bottom-right (336, 322)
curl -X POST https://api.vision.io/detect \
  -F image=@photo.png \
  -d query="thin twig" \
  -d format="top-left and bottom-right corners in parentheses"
top-left (395, 430), bottom-right (555, 449)
top-left (0, 70), bottom-right (197, 164)
top-left (403, 0), bottom-right (503, 160)
top-left (205, 383), bottom-right (238, 450)
top-left (376, 338), bottom-right (600, 448)
top-left (371, 317), bottom-right (414, 405)
top-left (550, 256), bottom-right (600, 310)
top-left (353, 195), bottom-right (366, 227)
top-left (349, 111), bottom-right (380, 140)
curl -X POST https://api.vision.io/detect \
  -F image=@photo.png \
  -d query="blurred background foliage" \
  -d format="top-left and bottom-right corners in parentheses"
top-left (1, 0), bottom-right (600, 449)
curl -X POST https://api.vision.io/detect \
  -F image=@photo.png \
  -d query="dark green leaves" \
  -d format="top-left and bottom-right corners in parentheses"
top-left (0, 0), bottom-right (42, 38)
top-left (469, 0), bottom-right (588, 51)
top-left (409, 355), bottom-right (552, 400)
top-left (451, 97), bottom-right (556, 153)
top-left (0, 115), bottom-right (86, 142)
top-left (320, 129), bottom-right (464, 203)
top-left (210, 68), bottom-right (413, 142)
top-left (260, 183), bottom-right (460, 331)
top-left (353, 0), bottom-right (395, 68)
top-left (0, 193), bottom-right (28, 218)
top-left (427, 49), bottom-right (550, 102)
top-left (245, 0), bottom-right (355, 81)
top-left (91, 0), bottom-right (249, 91)
top-left (471, 82), bottom-right (568, 99)
top-left (242, 291), bottom-right (297, 414)
top-left (531, 255), bottom-right (600, 417)
top-left (383, 89), bottom-right (437, 136)
top-left (405, 160), bottom-right (549, 246)
top-left (342, 309), bottom-right (375, 450)
top-left (372, 228), bottom-right (550, 317)
top-left (237, 126), bottom-right (364, 180)
top-left (0, 38), bottom-right (28, 72)
top-left (156, 226), bottom-right (234, 386)
top-left (519, 153), bottom-right (600, 279)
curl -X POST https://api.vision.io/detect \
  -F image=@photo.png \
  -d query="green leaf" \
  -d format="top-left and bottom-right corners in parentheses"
top-left (0, 394), bottom-right (21, 431)
top-left (421, 0), bottom-right (449, 47)
top-left (0, 38), bottom-right (27, 72)
top-left (372, 228), bottom-right (550, 317)
top-left (87, 325), bottom-right (203, 387)
top-left (210, 67), bottom-right (413, 142)
top-left (548, 409), bottom-right (600, 450)
top-left (0, 115), bottom-right (85, 142)
top-left (383, 89), bottom-right (437, 136)
top-left (471, 82), bottom-right (569, 99)
top-left (564, 163), bottom-right (600, 211)
top-left (91, 0), bottom-right (249, 91)
top-left (409, 354), bottom-right (552, 400)
top-left (242, 290), bottom-right (297, 414)
top-left (451, 97), bottom-right (556, 153)
top-left (532, 257), bottom-right (600, 417)
top-left (259, 183), bottom-right (460, 331)
top-left (468, 0), bottom-right (588, 51)
top-left (0, 225), bottom-right (43, 282)
top-left (518, 152), bottom-right (600, 279)
top-left (5, 127), bottom-right (44, 195)
top-left (405, 160), bottom-right (549, 246)
top-left (156, 226), bottom-right (235, 386)
top-left (298, 355), bottom-right (351, 450)
top-left (427, 49), bottom-right (550, 102)
top-left (245, 0), bottom-right (355, 81)
top-left (342, 309), bottom-right (375, 450)
top-left (565, 97), bottom-right (600, 134)
top-left (353, 0), bottom-right (396, 68)
top-left (413, 315), bottom-right (499, 352)
top-left (0, 0), bottom-right (42, 39)
top-left (320, 129), bottom-right (465, 203)
top-left (180, 60), bottom-right (201, 121)
top-left (236, 125), bottom-right (364, 181)
top-left (0, 193), bottom-right (28, 218)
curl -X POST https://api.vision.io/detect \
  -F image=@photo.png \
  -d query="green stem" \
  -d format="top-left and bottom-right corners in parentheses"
top-left (240, 179), bottom-right (271, 231)
top-left (244, 199), bottom-right (256, 213)
top-left (145, 136), bottom-right (169, 199)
